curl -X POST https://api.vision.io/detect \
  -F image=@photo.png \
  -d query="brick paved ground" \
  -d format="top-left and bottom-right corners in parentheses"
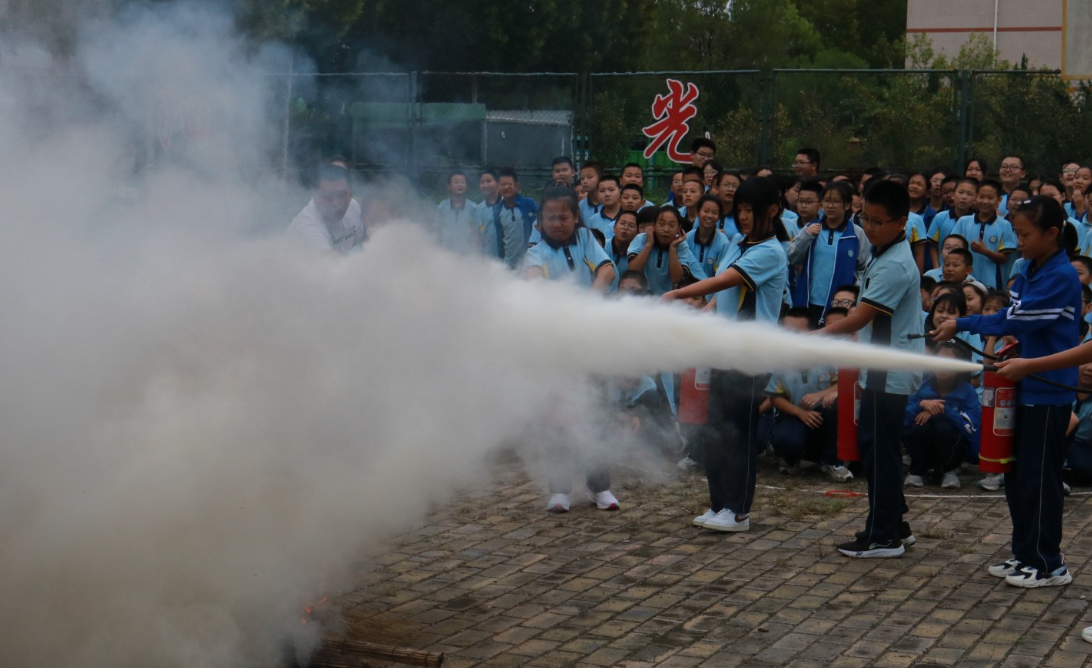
top-left (336, 449), bottom-right (1092, 667)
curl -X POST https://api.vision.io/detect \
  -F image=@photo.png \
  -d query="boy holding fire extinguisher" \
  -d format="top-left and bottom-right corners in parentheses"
top-left (815, 180), bottom-right (923, 559)
top-left (933, 196), bottom-right (1082, 588)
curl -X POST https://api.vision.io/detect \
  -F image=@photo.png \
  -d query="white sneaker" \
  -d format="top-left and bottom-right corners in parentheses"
top-left (978, 473), bottom-right (1004, 491)
top-left (677, 456), bottom-right (699, 471)
top-left (904, 474), bottom-right (924, 488)
top-left (546, 493), bottom-right (570, 513)
top-left (941, 471), bottom-right (961, 489)
top-left (1082, 626), bottom-right (1092, 644)
top-left (702, 508), bottom-right (750, 532)
top-left (588, 490), bottom-right (619, 511)
top-left (821, 464), bottom-right (854, 482)
top-left (987, 558), bottom-right (1022, 578)
top-left (902, 453), bottom-right (912, 466)
top-left (692, 509), bottom-right (716, 527)
top-left (1005, 564), bottom-right (1072, 588)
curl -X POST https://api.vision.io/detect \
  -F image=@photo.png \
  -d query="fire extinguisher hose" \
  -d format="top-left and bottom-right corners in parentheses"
top-left (908, 333), bottom-right (1092, 394)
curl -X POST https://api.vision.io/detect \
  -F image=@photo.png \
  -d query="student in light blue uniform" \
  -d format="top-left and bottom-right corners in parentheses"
top-left (477, 168), bottom-right (519, 268)
top-left (820, 180), bottom-right (924, 558)
top-left (578, 161), bottom-right (603, 224)
top-left (494, 167), bottom-right (538, 262)
top-left (527, 186), bottom-right (619, 514)
top-left (627, 206), bottom-right (706, 295)
top-left (664, 177), bottom-right (789, 533)
top-left (584, 175), bottom-right (623, 240)
top-left (787, 181), bottom-right (869, 325)
top-left (605, 210), bottom-right (640, 288)
top-left (686, 195), bottom-right (732, 281)
top-left (997, 155), bottom-right (1027, 217)
top-left (435, 170), bottom-right (480, 255)
top-left (950, 180), bottom-right (1017, 290)
top-left (929, 178), bottom-right (979, 269)
top-left (715, 170), bottom-right (742, 238)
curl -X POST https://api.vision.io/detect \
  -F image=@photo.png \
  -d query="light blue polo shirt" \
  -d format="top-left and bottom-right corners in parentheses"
top-left (579, 199), bottom-right (600, 225)
top-left (949, 214), bottom-right (1017, 290)
top-left (765, 366), bottom-right (836, 409)
top-left (627, 233), bottom-right (707, 295)
top-left (585, 209), bottom-right (620, 240)
top-left (686, 228), bottom-right (732, 281)
top-left (907, 212), bottom-right (929, 247)
top-left (719, 214), bottom-right (739, 238)
top-left (857, 233), bottom-right (924, 396)
top-left (436, 198), bottom-right (480, 255)
top-left (523, 227), bottom-right (613, 287)
top-left (928, 209), bottom-right (965, 246)
top-left (713, 234), bottom-right (788, 324)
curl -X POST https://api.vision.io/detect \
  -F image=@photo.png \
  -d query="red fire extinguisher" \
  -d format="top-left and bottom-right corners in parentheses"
top-left (979, 344), bottom-right (1020, 473)
top-left (837, 368), bottom-right (861, 462)
top-left (678, 367), bottom-right (711, 425)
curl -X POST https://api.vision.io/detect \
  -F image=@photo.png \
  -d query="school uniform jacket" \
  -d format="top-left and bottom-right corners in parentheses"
top-left (787, 217), bottom-right (869, 316)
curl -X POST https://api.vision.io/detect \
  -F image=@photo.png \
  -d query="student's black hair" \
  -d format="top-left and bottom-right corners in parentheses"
top-left (1009, 182), bottom-right (1032, 198)
top-left (589, 228), bottom-right (606, 247)
top-left (620, 183), bottom-right (644, 198)
top-left (954, 177), bottom-right (981, 192)
top-left (681, 166), bottom-right (704, 181)
top-left (978, 178), bottom-right (1004, 197)
top-left (621, 162), bottom-right (643, 174)
top-left (498, 166), bottom-right (519, 182)
top-left (941, 173), bottom-right (959, 186)
top-left (749, 165), bottom-right (772, 178)
top-left (932, 280), bottom-right (961, 296)
top-left (691, 137), bottom-right (717, 154)
top-left (824, 306), bottom-right (850, 321)
top-left (929, 166), bottom-right (951, 180)
top-left (735, 176), bottom-right (789, 242)
top-left (783, 306), bottom-right (814, 323)
top-left (695, 194), bottom-right (724, 219)
top-left (796, 147), bottom-right (821, 169)
top-left (862, 166), bottom-right (887, 179)
top-left (315, 164), bottom-right (350, 186)
top-left (833, 283), bottom-right (860, 298)
top-left (1014, 195), bottom-right (1069, 250)
top-left (716, 170), bottom-right (742, 186)
top-left (706, 159), bottom-right (724, 174)
top-left (616, 209), bottom-right (638, 222)
top-left (942, 233), bottom-right (970, 249)
top-left (539, 185), bottom-right (580, 219)
top-left (598, 174), bottom-right (621, 189)
top-left (580, 161), bottom-right (603, 177)
top-left (821, 180), bottom-right (855, 207)
top-left (963, 281), bottom-right (987, 307)
top-left (799, 179), bottom-right (824, 197)
top-left (618, 269), bottom-right (650, 290)
top-left (635, 206), bottom-right (659, 228)
top-left (965, 156), bottom-right (989, 177)
top-left (1072, 254), bottom-right (1092, 275)
top-left (1038, 178), bottom-right (1065, 196)
top-left (984, 290), bottom-right (1011, 309)
top-left (920, 275), bottom-right (937, 292)
top-left (675, 274), bottom-right (704, 291)
top-left (552, 156), bottom-right (574, 168)
top-left (933, 341), bottom-right (973, 383)
top-left (947, 247), bottom-right (974, 268)
top-left (925, 290), bottom-right (968, 333)
top-left (909, 170), bottom-right (931, 185)
top-left (1002, 154), bottom-right (1025, 169)
top-left (480, 167), bottom-right (499, 181)
top-left (446, 169), bottom-right (467, 184)
top-left (1083, 284), bottom-right (1092, 304)
top-left (862, 179), bottom-right (910, 220)
top-left (886, 173), bottom-right (909, 186)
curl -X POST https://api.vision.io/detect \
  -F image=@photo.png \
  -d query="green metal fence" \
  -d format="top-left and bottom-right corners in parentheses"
top-left (275, 68), bottom-right (1085, 185)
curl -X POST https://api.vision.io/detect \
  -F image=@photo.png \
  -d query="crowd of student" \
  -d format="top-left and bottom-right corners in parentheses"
top-left (288, 143), bottom-right (1092, 610)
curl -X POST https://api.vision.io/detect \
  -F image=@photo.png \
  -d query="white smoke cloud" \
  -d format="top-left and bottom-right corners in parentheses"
top-left (0, 4), bottom-right (977, 667)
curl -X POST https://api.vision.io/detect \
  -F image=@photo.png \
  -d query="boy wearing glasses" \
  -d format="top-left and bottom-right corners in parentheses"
top-left (816, 180), bottom-right (923, 558)
top-left (793, 148), bottom-right (820, 179)
top-left (998, 155), bottom-right (1026, 216)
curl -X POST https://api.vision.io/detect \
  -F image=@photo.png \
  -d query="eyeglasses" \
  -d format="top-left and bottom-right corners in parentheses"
top-left (695, 150), bottom-right (715, 158)
top-left (792, 160), bottom-right (814, 166)
top-left (1000, 164), bottom-right (1023, 171)
top-left (830, 299), bottom-right (855, 308)
top-left (821, 199), bottom-right (845, 206)
top-left (857, 214), bottom-right (901, 227)
top-left (1063, 168), bottom-right (1079, 175)
top-left (720, 183), bottom-right (739, 191)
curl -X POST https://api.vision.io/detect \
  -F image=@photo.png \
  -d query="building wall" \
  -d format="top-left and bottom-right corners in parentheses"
top-left (906, 0), bottom-right (1092, 78)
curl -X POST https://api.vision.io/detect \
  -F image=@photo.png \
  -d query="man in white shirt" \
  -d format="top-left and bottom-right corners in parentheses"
top-left (287, 164), bottom-right (368, 254)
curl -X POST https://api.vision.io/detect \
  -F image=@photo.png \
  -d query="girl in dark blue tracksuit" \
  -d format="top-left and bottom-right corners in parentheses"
top-left (933, 196), bottom-right (1082, 588)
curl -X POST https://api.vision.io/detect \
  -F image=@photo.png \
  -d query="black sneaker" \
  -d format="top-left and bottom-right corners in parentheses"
top-left (837, 537), bottom-right (905, 558)
top-left (899, 521), bottom-right (916, 547)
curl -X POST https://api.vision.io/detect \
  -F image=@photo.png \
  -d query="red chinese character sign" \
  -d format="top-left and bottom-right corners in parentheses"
top-left (642, 79), bottom-right (700, 164)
